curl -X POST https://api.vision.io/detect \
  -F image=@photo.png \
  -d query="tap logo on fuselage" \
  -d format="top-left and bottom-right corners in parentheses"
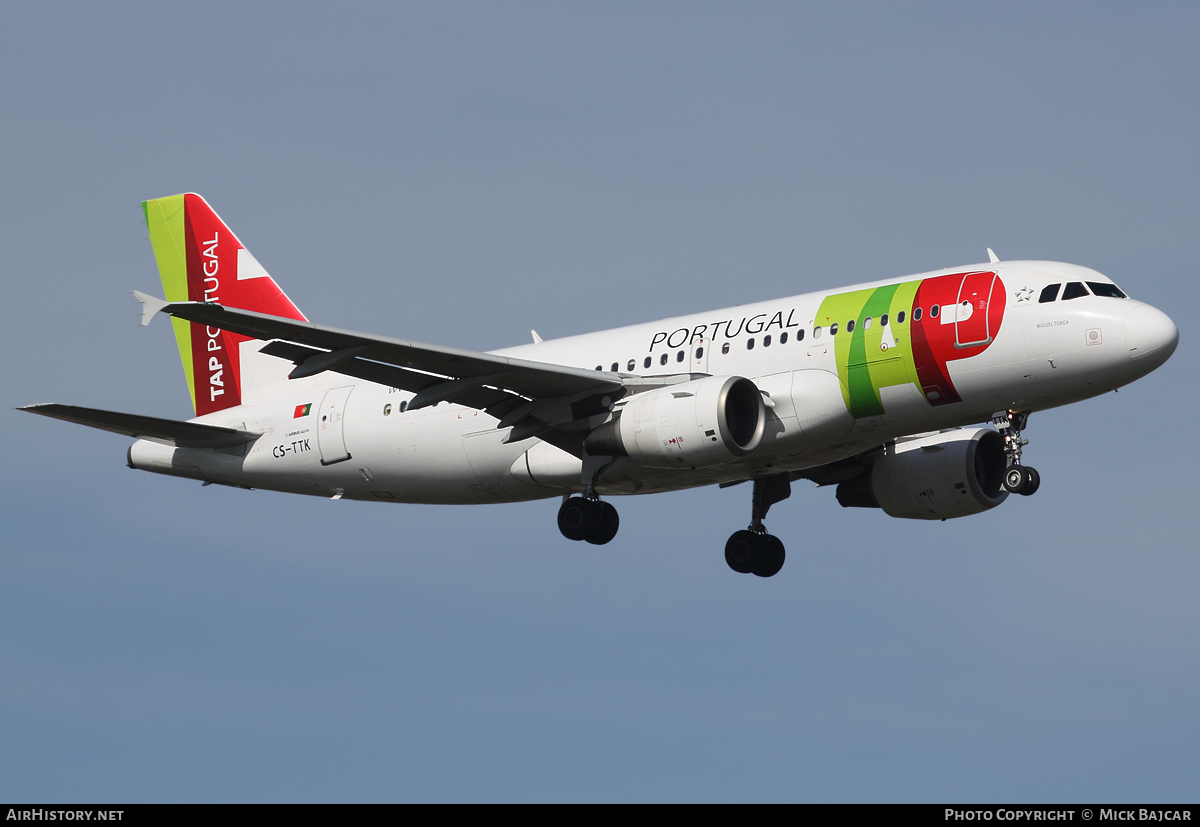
top-left (815, 271), bottom-right (1006, 417)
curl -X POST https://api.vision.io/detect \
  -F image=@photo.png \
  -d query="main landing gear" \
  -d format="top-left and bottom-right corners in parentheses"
top-left (994, 410), bottom-right (1041, 496)
top-left (558, 495), bottom-right (619, 545)
top-left (725, 474), bottom-right (790, 578)
top-left (557, 451), bottom-right (620, 545)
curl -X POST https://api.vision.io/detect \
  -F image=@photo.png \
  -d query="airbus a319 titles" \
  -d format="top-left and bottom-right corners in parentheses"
top-left (23, 194), bottom-right (1180, 578)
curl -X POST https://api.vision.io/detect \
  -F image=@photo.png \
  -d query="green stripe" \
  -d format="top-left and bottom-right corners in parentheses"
top-left (845, 284), bottom-right (899, 417)
top-left (142, 195), bottom-right (196, 412)
top-left (816, 280), bottom-right (924, 419)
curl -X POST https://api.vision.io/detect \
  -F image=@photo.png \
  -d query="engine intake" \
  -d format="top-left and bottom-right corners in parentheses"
top-left (584, 375), bottom-right (765, 468)
top-left (836, 428), bottom-right (1008, 520)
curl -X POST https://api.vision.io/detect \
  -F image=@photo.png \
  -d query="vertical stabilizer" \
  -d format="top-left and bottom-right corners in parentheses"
top-left (142, 194), bottom-right (307, 415)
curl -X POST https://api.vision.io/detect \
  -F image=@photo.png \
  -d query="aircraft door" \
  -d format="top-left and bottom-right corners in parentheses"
top-left (954, 271), bottom-right (999, 349)
top-left (317, 385), bottom-right (354, 465)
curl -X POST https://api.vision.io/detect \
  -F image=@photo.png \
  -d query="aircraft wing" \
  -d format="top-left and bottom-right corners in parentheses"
top-left (139, 296), bottom-right (652, 452)
top-left (20, 403), bottom-right (260, 449)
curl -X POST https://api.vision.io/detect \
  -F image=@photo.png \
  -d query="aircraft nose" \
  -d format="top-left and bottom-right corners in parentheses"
top-left (1125, 303), bottom-right (1179, 369)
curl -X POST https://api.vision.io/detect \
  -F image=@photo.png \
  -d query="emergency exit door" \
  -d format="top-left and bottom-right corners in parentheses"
top-left (691, 338), bottom-right (710, 374)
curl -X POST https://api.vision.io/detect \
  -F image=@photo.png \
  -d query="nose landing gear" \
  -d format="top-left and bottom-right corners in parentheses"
top-left (724, 474), bottom-right (790, 577)
top-left (994, 410), bottom-right (1041, 496)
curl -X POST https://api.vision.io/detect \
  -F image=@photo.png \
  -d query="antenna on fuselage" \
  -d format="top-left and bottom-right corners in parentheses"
top-left (987, 248), bottom-right (1000, 264)
top-left (531, 330), bottom-right (543, 344)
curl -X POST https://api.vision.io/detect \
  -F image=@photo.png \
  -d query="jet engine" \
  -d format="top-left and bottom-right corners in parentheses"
top-left (584, 375), bottom-right (766, 468)
top-left (836, 428), bottom-right (1008, 520)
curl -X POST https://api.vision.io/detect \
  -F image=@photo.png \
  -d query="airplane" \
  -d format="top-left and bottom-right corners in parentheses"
top-left (21, 194), bottom-right (1179, 578)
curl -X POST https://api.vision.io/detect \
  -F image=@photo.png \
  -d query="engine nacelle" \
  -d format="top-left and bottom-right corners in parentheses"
top-left (584, 375), bottom-right (766, 468)
top-left (836, 428), bottom-right (1008, 520)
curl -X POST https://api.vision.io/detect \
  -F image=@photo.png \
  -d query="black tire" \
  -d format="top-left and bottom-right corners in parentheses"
top-left (585, 501), bottom-right (620, 545)
top-left (724, 530), bottom-right (759, 574)
top-left (1020, 466), bottom-right (1040, 496)
top-left (558, 496), bottom-right (600, 541)
top-left (752, 534), bottom-right (786, 578)
top-left (1003, 465), bottom-right (1028, 495)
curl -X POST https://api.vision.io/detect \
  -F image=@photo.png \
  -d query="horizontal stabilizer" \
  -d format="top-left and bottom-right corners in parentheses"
top-left (19, 403), bottom-right (260, 449)
top-left (131, 290), bottom-right (168, 326)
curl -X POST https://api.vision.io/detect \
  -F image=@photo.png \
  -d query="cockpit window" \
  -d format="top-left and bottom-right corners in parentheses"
top-left (1087, 281), bottom-right (1127, 299)
top-left (1060, 282), bottom-right (1089, 300)
top-left (1039, 284), bottom-right (1061, 303)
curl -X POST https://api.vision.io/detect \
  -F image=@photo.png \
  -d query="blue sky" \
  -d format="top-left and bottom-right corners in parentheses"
top-left (1, 2), bottom-right (1196, 801)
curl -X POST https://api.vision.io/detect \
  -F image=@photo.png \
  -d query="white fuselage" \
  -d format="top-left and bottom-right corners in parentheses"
top-left (128, 260), bottom-right (1177, 504)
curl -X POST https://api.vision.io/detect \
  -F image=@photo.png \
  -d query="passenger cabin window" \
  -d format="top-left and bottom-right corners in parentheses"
top-left (1061, 282), bottom-right (1089, 300)
top-left (846, 319), bottom-right (856, 333)
top-left (695, 346), bottom-right (704, 359)
top-left (747, 338), bottom-right (755, 350)
top-left (595, 365), bottom-right (602, 371)
top-left (721, 342), bottom-right (730, 354)
top-left (863, 317), bottom-right (872, 330)
top-left (780, 332), bottom-right (788, 344)
top-left (644, 356), bottom-right (652, 369)
top-left (830, 323), bottom-right (839, 336)
top-left (1087, 281), bottom-right (1127, 299)
top-left (660, 353), bottom-right (668, 366)
top-left (676, 350), bottom-right (685, 362)
top-left (627, 359), bottom-right (635, 371)
top-left (930, 304), bottom-right (940, 318)
top-left (763, 335), bottom-right (772, 347)
top-left (1039, 284), bottom-right (1061, 303)
top-left (796, 329), bottom-right (805, 341)
top-left (813, 326), bottom-right (822, 339)
top-left (880, 314), bottom-right (888, 326)
top-left (610, 362), bottom-right (619, 372)
top-left (913, 308), bottom-right (922, 321)
top-left (897, 311), bottom-right (905, 324)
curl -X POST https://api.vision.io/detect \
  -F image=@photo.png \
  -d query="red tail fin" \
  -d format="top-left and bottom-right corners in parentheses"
top-left (144, 193), bottom-right (307, 415)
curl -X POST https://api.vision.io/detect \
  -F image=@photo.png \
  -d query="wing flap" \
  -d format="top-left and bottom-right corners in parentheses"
top-left (20, 403), bottom-right (260, 449)
top-left (257, 341), bottom-right (531, 412)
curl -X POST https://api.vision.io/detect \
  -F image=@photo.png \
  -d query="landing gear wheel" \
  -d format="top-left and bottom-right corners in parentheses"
top-left (725, 530), bottom-right (758, 574)
top-left (558, 496), bottom-right (601, 541)
top-left (752, 534), bottom-right (786, 578)
top-left (1003, 465), bottom-right (1028, 495)
top-left (585, 501), bottom-right (620, 545)
top-left (725, 531), bottom-right (786, 576)
top-left (1019, 466), bottom-right (1040, 496)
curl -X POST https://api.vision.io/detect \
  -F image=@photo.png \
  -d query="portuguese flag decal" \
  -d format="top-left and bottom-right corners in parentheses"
top-left (294, 403), bottom-right (312, 418)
